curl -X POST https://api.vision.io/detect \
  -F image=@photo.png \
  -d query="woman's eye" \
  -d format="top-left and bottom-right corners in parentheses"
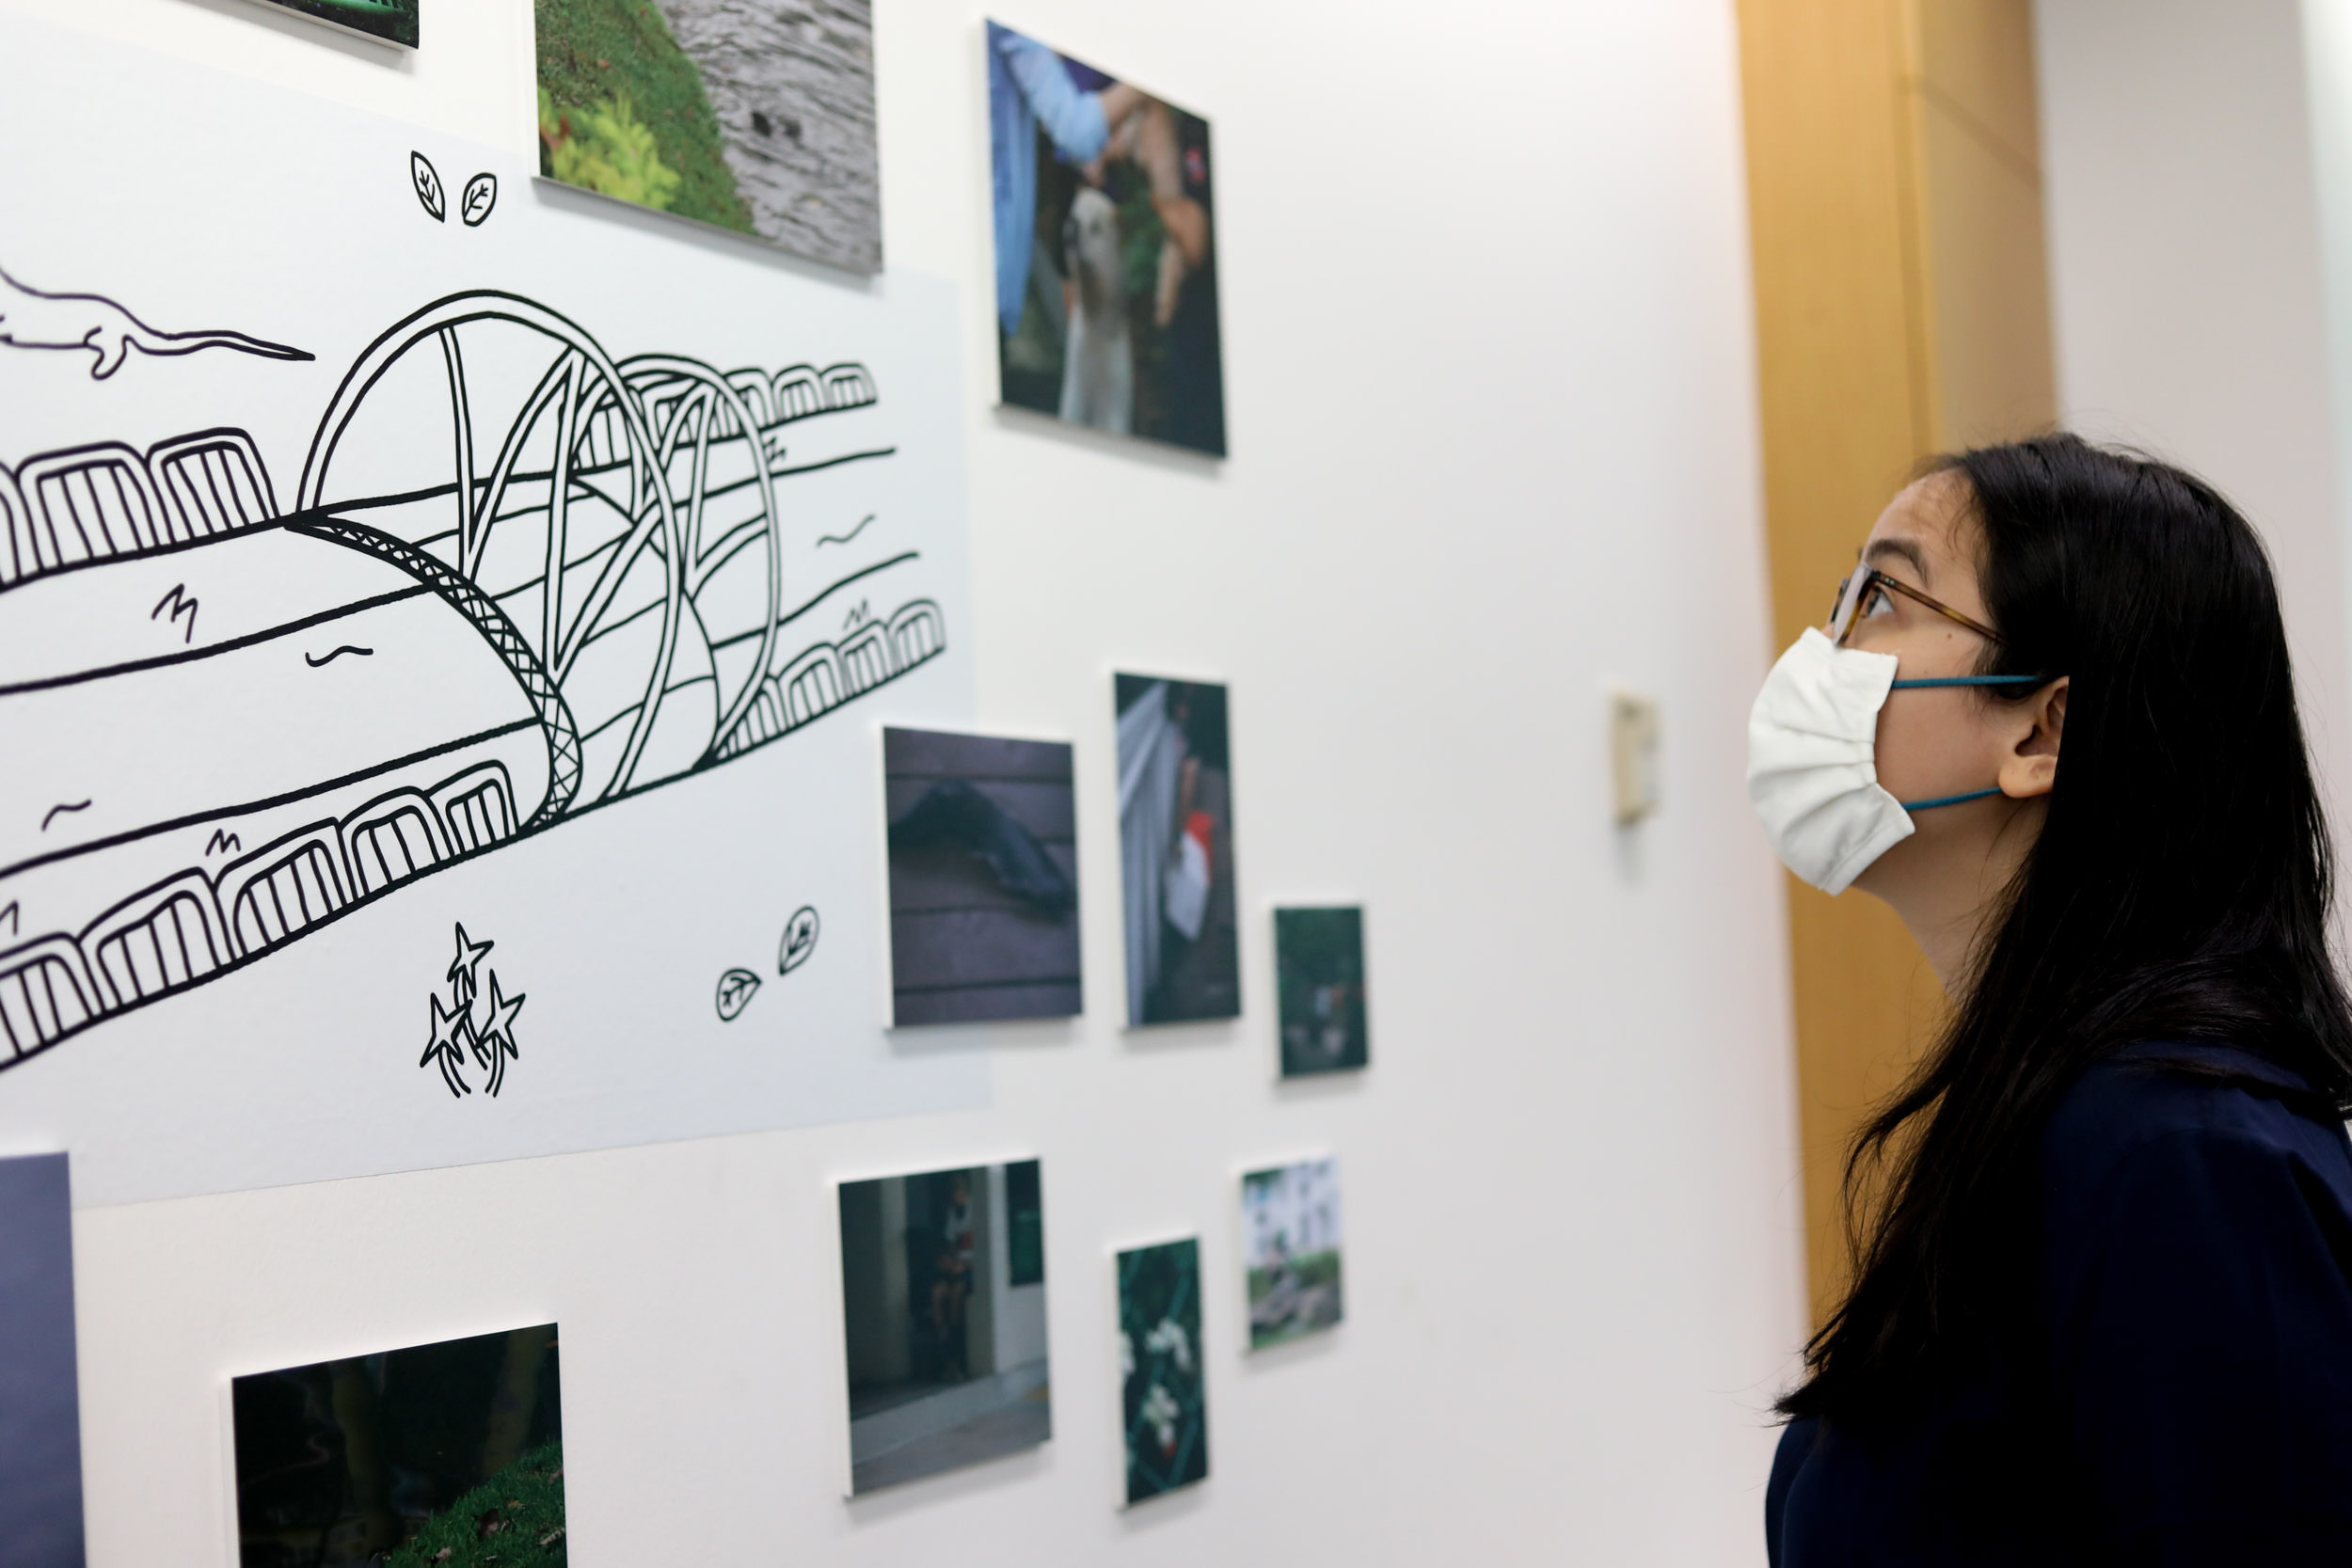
top-left (1860, 584), bottom-right (1895, 618)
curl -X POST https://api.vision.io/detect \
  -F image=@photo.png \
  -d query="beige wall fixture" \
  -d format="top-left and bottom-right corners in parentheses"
top-left (1736, 0), bottom-right (2058, 1323)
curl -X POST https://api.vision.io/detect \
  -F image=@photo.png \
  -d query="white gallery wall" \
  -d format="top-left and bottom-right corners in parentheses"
top-left (2035, 0), bottom-right (2352, 820)
top-left (0, 0), bottom-right (1806, 1562)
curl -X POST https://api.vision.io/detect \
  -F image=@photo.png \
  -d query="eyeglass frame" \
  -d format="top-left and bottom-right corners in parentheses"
top-left (1828, 563), bottom-right (2006, 649)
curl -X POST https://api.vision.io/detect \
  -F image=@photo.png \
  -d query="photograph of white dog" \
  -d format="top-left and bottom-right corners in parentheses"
top-left (987, 22), bottom-right (1226, 456)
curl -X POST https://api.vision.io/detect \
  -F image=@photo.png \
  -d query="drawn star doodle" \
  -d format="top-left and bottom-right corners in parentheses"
top-left (472, 972), bottom-right (526, 1096)
top-left (420, 923), bottom-right (525, 1099)
top-left (420, 991), bottom-right (472, 1098)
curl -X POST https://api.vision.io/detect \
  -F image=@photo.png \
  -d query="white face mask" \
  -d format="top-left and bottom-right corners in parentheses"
top-left (1747, 627), bottom-right (2026, 894)
top-left (1746, 628), bottom-right (1914, 895)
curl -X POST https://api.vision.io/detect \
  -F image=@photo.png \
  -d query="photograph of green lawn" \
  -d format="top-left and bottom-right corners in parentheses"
top-left (536, 0), bottom-right (881, 271)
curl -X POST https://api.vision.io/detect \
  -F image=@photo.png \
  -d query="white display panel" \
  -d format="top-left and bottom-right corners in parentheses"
top-left (0, 12), bottom-right (983, 1205)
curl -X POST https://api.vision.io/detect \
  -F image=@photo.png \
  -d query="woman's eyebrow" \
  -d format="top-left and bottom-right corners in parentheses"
top-left (1865, 537), bottom-right (1932, 583)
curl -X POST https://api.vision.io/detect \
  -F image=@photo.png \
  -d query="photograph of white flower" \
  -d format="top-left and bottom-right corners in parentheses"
top-left (1117, 1236), bottom-right (1207, 1502)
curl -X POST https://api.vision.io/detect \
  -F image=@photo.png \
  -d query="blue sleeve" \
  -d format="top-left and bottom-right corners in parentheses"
top-left (993, 30), bottom-right (1108, 162)
top-left (2045, 1118), bottom-right (2352, 1560)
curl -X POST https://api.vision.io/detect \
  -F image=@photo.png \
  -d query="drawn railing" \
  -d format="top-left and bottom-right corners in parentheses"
top-left (0, 429), bottom-right (277, 588)
top-left (0, 594), bottom-right (949, 1059)
top-left (715, 597), bottom-right (946, 758)
top-left (0, 758), bottom-right (526, 1056)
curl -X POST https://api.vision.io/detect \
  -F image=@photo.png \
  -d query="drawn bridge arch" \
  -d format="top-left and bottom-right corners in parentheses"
top-left (295, 291), bottom-right (712, 809)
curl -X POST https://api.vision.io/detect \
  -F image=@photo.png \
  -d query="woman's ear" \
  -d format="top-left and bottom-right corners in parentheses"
top-left (1996, 677), bottom-right (2067, 800)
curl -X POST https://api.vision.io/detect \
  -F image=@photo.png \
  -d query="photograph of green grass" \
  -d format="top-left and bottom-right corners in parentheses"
top-left (536, 0), bottom-right (881, 272)
top-left (232, 1324), bottom-right (564, 1567)
top-left (247, 0), bottom-right (418, 46)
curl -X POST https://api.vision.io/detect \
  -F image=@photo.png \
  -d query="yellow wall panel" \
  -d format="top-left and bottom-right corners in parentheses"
top-left (1738, 0), bottom-right (2054, 1323)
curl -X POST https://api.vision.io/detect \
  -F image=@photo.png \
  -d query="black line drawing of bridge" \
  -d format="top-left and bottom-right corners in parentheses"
top-left (0, 290), bottom-right (947, 1069)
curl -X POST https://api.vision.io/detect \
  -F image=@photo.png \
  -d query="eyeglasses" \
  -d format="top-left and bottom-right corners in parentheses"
top-left (1827, 563), bottom-right (2006, 648)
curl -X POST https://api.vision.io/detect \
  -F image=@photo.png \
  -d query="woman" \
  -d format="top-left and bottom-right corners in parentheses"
top-left (1749, 436), bottom-right (2352, 1562)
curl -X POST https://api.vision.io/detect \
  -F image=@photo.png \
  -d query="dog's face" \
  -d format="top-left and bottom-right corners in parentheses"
top-left (1062, 186), bottom-right (1122, 299)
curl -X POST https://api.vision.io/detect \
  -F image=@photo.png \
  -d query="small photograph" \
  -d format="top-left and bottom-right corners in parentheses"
top-left (987, 21), bottom-right (1227, 455)
top-left (1115, 676), bottom-right (1239, 1026)
top-left (0, 1153), bottom-right (84, 1568)
top-left (1242, 1158), bottom-right (1344, 1349)
top-left (536, 0), bottom-right (882, 272)
top-left (247, 0), bottom-right (418, 46)
top-left (885, 728), bottom-right (1082, 1025)
top-left (231, 1324), bottom-right (564, 1567)
top-left (838, 1162), bottom-right (1052, 1494)
top-left (1275, 906), bottom-right (1370, 1075)
top-left (1118, 1237), bottom-right (1208, 1504)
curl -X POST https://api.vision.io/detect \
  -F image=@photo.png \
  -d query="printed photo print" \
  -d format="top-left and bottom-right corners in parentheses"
top-left (1275, 906), bottom-right (1370, 1075)
top-left (839, 1162), bottom-right (1051, 1494)
top-left (885, 728), bottom-right (1081, 1025)
top-left (232, 1324), bottom-right (564, 1567)
top-left (987, 21), bottom-right (1227, 455)
top-left (1242, 1158), bottom-right (1344, 1349)
top-left (1119, 1237), bottom-right (1208, 1503)
top-left (248, 0), bottom-right (418, 46)
top-left (1115, 676), bottom-right (1238, 1026)
top-left (0, 1153), bottom-right (84, 1568)
top-left (536, 0), bottom-right (882, 272)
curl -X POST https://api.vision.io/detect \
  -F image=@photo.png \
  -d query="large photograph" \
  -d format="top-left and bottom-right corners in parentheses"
top-left (1242, 1157), bottom-right (1344, 1349)
top-left (0, 1153), bottom-right (82, 1568)
top-left (231, 1324), bottom-right (564, 1566)
top-left (536, 0), bottom-right (882, 272)
top-left (248, 0), bottom-right (418, 47)
top-left (838, 1161), bottom-right (1051, 1494)
top-left (987, 22), bottom-right (1226, 455)
top-left (1115, 676), bottom-right (1239, 1025)
top-left (1118, 1236), bottom-right (1208, 1503)
top-left (885, 728), bottom-right (1082, 1025)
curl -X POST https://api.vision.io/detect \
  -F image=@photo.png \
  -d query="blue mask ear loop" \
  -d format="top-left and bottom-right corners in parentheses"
top-left (1884, 673), bottom-right (2051, 813)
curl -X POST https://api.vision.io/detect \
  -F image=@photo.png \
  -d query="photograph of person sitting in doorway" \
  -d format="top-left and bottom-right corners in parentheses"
top-left (838, 1162), bottom-right (1051, 1496)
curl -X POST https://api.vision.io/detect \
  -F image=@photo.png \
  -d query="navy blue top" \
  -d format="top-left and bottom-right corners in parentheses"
top-left (1767, 1040), bottom-right (2352, 1564)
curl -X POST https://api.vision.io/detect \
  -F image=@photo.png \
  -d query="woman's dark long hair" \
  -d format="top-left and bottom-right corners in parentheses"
top-left (1780, 433), bottom-right (2352, 1430)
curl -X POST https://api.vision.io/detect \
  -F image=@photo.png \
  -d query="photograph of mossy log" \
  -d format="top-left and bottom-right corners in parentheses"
top-left (245, 0), bottom-right (418, 47)
top-left (536, 0), bottom-right (880, 272)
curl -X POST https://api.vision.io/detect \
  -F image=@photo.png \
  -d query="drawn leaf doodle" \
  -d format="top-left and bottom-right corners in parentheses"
top-left (715, 968), bottom-right (763, 1022)
top-left (461, 172), bottom-right (499, 228)
top-left (410, 151), bottom-right (446, 222)
top-left (779, 907), bottom-right (821, 975)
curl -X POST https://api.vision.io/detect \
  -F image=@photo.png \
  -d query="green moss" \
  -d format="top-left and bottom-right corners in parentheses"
top-left (383, 1441), bottom-right (567, 1567)
top-left (540, 89), bottom-right (682, 212)
top-left (535, 0), bottom-right (752, 233)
